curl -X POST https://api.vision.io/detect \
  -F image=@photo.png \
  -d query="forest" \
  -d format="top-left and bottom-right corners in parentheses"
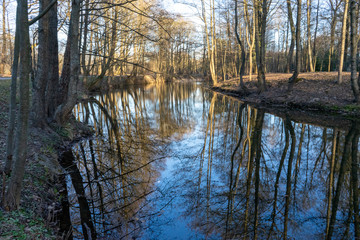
top-left (0, 0), bottom-right (359, 239)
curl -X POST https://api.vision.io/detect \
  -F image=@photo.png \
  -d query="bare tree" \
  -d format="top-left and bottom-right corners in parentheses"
top-left (55, 0), bottom-right (82, 125)
top-left (307, 0), bottom-right (315, 72)
top-left (4, 1), bottom-right (20, 176)
top-left (286, 0), bottom-right (296, 73)
top-left (327, 0), bottom-right (341, 72)
top-left (201, 0), bottom-right (217, 85)
top-left (338, 0), bottom-right (349, 84)
top-left (350, 0), bottom-right (359, 102)
top-left (288, 0), bottom-right (302, 91)
top-left (1, 0), bottom-right (6, 74)
top-left (253, 0), bottom-right (268, 92)
top-left (234, 0), bottom-right (248, 92)
top-left (4, 0), bottom-right (31, 210)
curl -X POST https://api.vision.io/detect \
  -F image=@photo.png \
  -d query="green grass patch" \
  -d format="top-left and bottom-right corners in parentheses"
top-left (343, 104), bottom-right (360, 112)
top-left (0, 209), bottom-right (54, 240)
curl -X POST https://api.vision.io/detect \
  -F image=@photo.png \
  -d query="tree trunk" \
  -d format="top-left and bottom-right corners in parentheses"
top-left (328, 18), bottom-right (337, 72)
top-left (4, 5), bottom-right (20, 175)
top-left (235, 0), bottom-right (248, 92)
top-left (55, 0), bottom-right (81, 125)
top-left (201, 0), bottom-right (217, 85)
top-left (45, 0), bottom-right (59, 119)
top-left (307, 0), bottom-right (315, 72)
top-left (286, 0), bottom-right (296, 73)
top-left (254, 0), bottom-right (268, 92)
top-left (288, 0), bottom-right (302, 91)
top-left (338, 0), bottom-right (349, 84)
top-left (312, 0), bottom-right (320, 69)
top-left (244, 0), bottom-right (255, 81)
top-left (4, 0), bottom-right (31, 210)
top-left (31, 0), bottom-right (51, 127)
top-left (1, 0), bottom-right (6, 74)
top-left (350, 0), bottom-right (359, 102)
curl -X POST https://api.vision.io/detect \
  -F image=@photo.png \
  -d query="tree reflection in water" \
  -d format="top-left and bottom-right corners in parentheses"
top-left (64, 83), bottom-right (359, 239)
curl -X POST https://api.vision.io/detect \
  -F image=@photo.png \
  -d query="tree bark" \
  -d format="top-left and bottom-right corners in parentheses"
top-left (328, 18), bottom-right (337, 72)
top-left (31, 0), bottom-right (51, 127)
top-left (201, 0), bottom-right (217, 85)
top-left (1, 0), bottom-right (6, 74)
top-left (288, 0), bottom-right (302, 91)
top-left (286, 0), bottom-right (296, 73)
top-left (45, 0), bottom-right (59, 119)
top-left (254, 0), bottom-right (268, 92)
top-left (307, 0), bottom-right (315, 72)
top-left (350, 0), bottom-right (359, 102)
top-left (4, 0), bottom-right (31, 210)
top-left (312, 0), bottom-right (320, 69)
top-left (235, 0), bottom-right (248, 92)
top-left (4, 5), bottom-right (20, 175)
top-left (338, 0), bottom-right (349, 84)
top-left (55, 0), bottom-right (82, 125)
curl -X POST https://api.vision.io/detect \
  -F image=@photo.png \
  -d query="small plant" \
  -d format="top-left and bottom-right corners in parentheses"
top-left (344, 104), bottom-right (360, 112)
top-left (0, 209), bottom-right (53, 239)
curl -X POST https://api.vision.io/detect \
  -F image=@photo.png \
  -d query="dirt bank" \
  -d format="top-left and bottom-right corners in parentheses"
top-left (211, 72), bottom-right (360, 119)
top-left (0, 79), bottom-right (93, 239)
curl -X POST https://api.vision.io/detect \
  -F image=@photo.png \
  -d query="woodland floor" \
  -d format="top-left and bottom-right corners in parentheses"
top-left (212, 72), bottom-right (360, 119)
top-left (0, 79), bottom-right (59, 239)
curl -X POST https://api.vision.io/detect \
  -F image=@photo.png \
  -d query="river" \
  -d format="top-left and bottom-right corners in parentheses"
top-left (63, 82), bottom-right (359, 239)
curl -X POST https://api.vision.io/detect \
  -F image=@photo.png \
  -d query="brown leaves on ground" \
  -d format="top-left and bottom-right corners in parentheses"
top-left (217, 72), bottom-right (355, 109)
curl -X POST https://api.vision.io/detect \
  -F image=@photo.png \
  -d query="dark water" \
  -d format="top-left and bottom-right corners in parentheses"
top-left (65, 82), bottom-right (360, 239)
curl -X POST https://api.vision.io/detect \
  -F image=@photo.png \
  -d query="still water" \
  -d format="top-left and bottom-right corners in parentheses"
top-left (66, 82), bottom-right (360, 239)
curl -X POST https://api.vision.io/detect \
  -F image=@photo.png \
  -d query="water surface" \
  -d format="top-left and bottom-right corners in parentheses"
top-left (67, 82), bottom-right (360, 239)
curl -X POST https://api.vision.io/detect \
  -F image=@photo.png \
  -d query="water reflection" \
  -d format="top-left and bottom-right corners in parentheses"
top-left (66, 83), bottom-right (360, 239)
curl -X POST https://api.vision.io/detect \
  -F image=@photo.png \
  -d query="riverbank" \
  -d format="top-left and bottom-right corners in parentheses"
top-left (211, 72), bottom-right (360, 118)
top-left (0, 79), bottom-right (81, 239)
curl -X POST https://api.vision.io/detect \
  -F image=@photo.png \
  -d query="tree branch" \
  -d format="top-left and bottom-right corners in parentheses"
top-left (29, 0), bottom-right (57, 26)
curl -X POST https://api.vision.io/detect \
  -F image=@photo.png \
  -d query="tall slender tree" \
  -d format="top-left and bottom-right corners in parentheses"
top-left (254, 0), bottom-right (268, 92)
top-left (1, 0), bottom-right (6, 74)
top-left (350, 0), bottom-right (359, 102)
top-left (288, 0), bottom-right (302, 91)
top-left (234, 0), bottom-right (248, 92)
top-left (4, 0), bottom-right (31, 210)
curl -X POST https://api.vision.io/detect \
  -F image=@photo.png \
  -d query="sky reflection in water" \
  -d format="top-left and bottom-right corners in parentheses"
top-left (69, 83), bottom-right (360, 239)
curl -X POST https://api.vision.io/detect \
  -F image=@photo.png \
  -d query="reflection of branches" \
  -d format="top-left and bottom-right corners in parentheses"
top-left (293, 124), bottom-right (305, 206)
top-left (268, 118), bottom-right (290, 239)
top-left (327, 124), bottom-right (356, 239)
top-left (253, 110), bottom-right (265, 239)
top-left (225, 103), bottom-right (246, 237)
top-left (350, 127), bottom-right (359, 239)
top-left (91, 156), bottom-right (167, 183)
top-left (309, 128), bottom-right (328, 189)
top-left (326, 128), bottom-right (338, 234)
top-left (284, 116), bottom-right (296, 239)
